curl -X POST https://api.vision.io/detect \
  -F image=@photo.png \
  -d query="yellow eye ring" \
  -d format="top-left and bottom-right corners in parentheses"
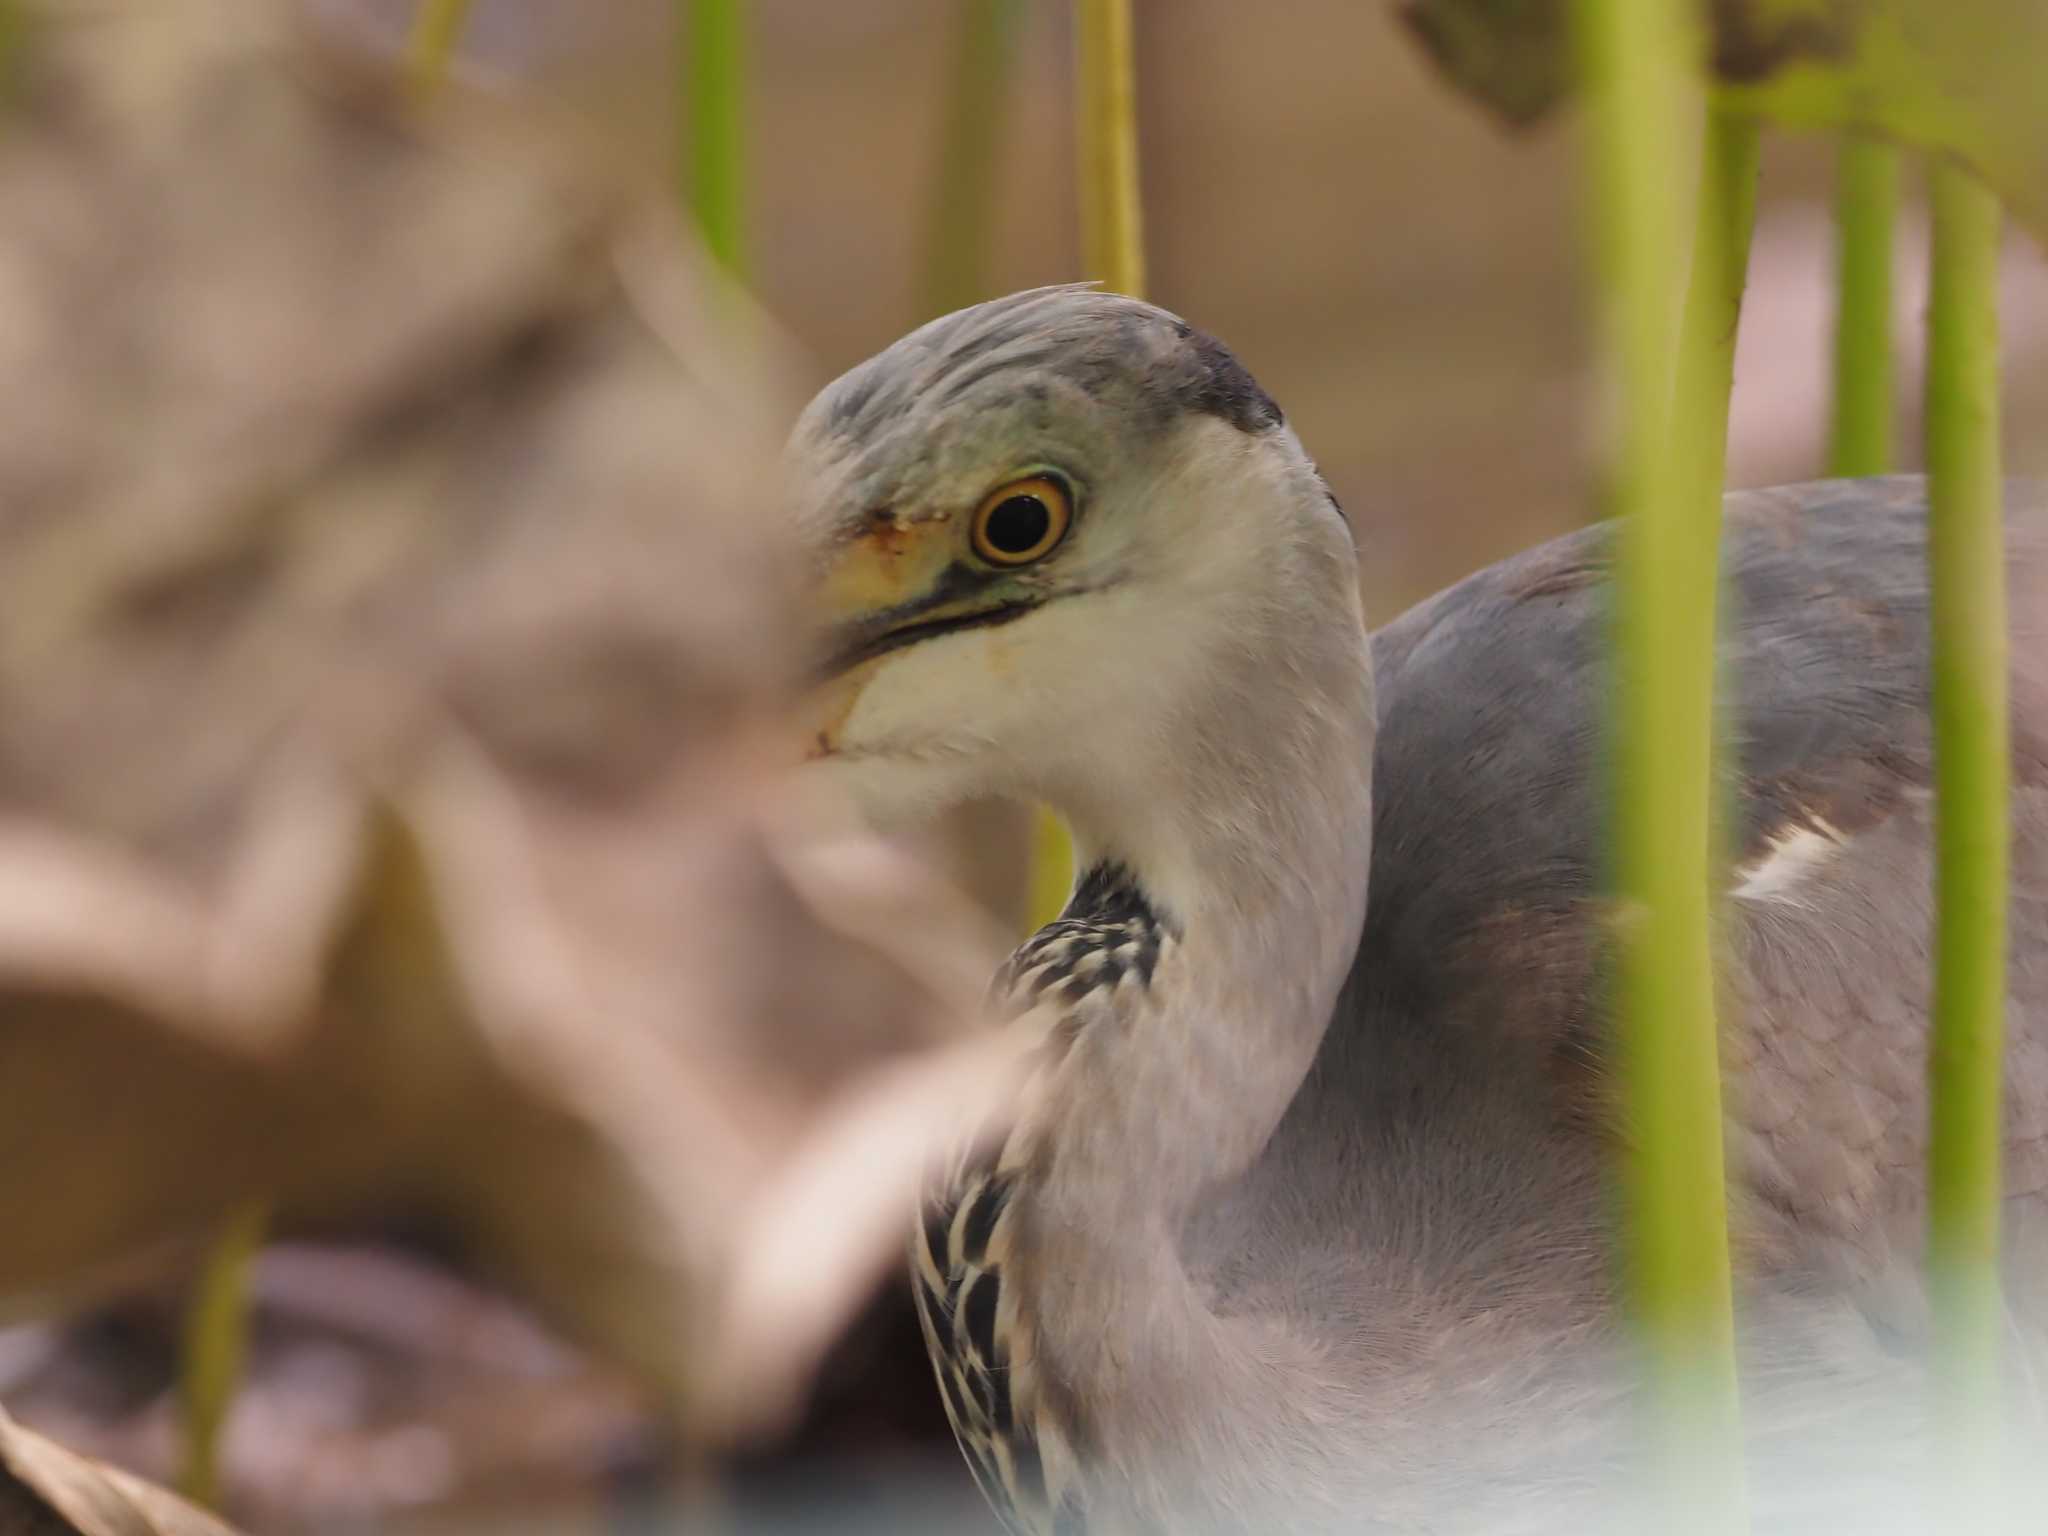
top-left (970, 475), bottom-right (1072, 567)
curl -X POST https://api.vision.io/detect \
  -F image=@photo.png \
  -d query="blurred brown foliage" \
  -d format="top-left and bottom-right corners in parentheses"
top-left (3, 1403), bottom-right (240, 1536)
top-left (0, 4), bottom-right (1012, 1523)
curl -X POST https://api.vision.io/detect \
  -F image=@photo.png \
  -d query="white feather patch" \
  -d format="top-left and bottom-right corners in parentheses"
top-left (1732, 819), bottom-right (1844, 905)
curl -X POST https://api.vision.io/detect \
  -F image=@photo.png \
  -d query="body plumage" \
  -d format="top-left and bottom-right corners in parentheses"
top-left (789, 290), bottom-right (2048, 1532)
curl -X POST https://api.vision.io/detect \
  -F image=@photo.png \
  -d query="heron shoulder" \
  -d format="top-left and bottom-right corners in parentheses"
top-left (1348, 475), bottom-right (2047, 1077)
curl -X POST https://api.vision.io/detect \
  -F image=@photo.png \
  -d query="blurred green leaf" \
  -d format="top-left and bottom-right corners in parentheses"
top-left (1712, 0), bottom-right (2046, 238)
top-left (1402, 0), bottom-right (2048, 239)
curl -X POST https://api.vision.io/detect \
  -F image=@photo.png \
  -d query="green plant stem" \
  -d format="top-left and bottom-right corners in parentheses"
top-left (1074, 0), bottom-right (1144, 296)
top-left (683, 0), bottom-right (746, 277)
top-left (1577, 0), bottom-right (1748, 1523)
top-left (1828, 137), bottom-right (1899, 476)
top-left (1671, 110), bottom-right (1762, 507)
top-left (923, 0), bottom-right (1021, 319)
top-left (1925, 158), bottom-right (2008, 1481)
top-left (403, 0), bottom-right (473, 101)
top-left (177, 1204), bottom-right (267, 1509)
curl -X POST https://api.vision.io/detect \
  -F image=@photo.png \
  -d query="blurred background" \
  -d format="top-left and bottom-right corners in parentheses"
top-left (2, 1), bottom-right (2045, 1533)
top-left (327, 0), bottom-right (2048, 615)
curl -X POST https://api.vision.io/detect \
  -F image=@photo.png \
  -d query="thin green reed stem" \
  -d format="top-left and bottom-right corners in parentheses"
top-left (683, 0), bottom-right (746, 278)
top-left (1671, 111), bottom-right (1761, 513)
top-left (1925, 159), bottom-right (2008, 1479)
top-left (1577, 0), bottom-right (1746, 1524)
top-left (403, 0), bottom-right (474, 101)
top-left (924, 0), bottom-right (1022, 319)
top-left (1828, 138), bottom-right (1900, 476)
top-left (1074, 0), bottom-right (1144, 297)
top-left (177, 1205), bottom-right (267, 1509)
top-left (1666, 104), bottom-right (1759, 1018)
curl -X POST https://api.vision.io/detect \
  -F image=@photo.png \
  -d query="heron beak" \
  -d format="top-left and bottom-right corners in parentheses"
top-left (811, 520), bottom-right (1037, 683)
top-left (802, 516), bottom-right (1038, 757)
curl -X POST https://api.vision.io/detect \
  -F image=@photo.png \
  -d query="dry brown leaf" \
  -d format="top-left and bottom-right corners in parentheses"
top-left (0, 1405), bottom-right (245, 1536)
top-left (0, 0), bottom-right (1003, 1464)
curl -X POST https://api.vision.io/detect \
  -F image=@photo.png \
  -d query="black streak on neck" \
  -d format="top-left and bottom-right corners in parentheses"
top-left (988, 862), bottom-right (1176, 1015)
top-left (1063, 860), bottom-right (1169, 930)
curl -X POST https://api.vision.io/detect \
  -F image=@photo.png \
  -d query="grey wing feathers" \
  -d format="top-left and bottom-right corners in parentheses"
top-left (1354, 476), bottom-right (2048, 1275)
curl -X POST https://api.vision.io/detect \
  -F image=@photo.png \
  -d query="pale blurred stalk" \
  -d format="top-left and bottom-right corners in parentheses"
top-left (403, 0), bottom-right (473, 101)
top-left (1037, 0), bottom-right (1151, 926)
top-left (177, 1205), bottom-right (267, 1509)
top-left (920, 0), bottom-right (1037, 932)
top-left (1578, 0), bottom-right (1747, 1521)
top-left (1924, 158), bottom-right (2008, 1496)
top-left (1074, 0), bottom-right (1144, 297)
top-left (924, 0), bottom-right (1022, 319)
top-left (683, 0), bottom-right (745, 276)
top-left (1828, 138), bottom-right (1899, 476)
top-left (0, 0), bottom-right (23, 113)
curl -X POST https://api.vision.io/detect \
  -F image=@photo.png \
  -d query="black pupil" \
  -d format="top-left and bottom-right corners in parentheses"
top-left (984, 494), bottom-right (1052, 556)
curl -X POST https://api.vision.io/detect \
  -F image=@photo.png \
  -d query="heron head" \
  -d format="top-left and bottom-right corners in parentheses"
top-left (785, 286), bottom-right (1362, 842)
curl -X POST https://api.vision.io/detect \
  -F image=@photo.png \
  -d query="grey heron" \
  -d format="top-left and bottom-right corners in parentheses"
top-left (787, 286), bottom-right (2048, 1532)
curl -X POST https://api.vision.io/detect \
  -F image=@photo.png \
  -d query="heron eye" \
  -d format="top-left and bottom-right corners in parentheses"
top-left (970, 476), bottom-right (1071, 567)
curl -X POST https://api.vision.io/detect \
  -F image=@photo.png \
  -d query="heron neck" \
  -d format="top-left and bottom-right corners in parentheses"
top-left (1011, 517), bottom-right (1377, 1464)
top-left (1052, 729), bottom-right (1375, 1211)
top-left (1040, 533), bottom-right (1377, 1211)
